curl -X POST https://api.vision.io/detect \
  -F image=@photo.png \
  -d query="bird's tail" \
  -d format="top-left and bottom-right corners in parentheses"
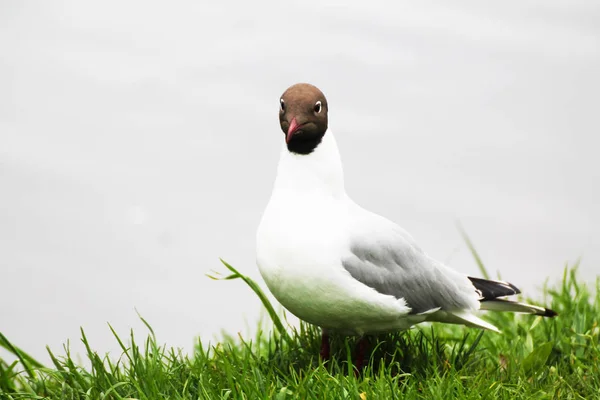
top-left (468, 276), bottom-right (557, 317)
top-left (479, 299), bottom-right (557, 317)
top-left (428, 277), bottom-right (557, 333)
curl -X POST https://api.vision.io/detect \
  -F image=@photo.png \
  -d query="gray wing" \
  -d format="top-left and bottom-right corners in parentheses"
top-left (341, 222), bottom-right (479, 314)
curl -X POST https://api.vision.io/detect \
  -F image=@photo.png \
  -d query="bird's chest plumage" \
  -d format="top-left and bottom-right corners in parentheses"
top-left (256, 194), bottom-right (353, 323)
top-left (257, 194), bottom-right (345, 279)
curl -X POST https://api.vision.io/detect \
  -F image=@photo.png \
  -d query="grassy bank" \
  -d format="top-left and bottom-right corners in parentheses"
top-left (1, 262), bottom-right (599, 399)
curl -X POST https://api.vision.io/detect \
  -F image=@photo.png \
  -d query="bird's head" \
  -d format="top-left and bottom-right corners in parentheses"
top-left (279, 83), bottom-right (328, 155)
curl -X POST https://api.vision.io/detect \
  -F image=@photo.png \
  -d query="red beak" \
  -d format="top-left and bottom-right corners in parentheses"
top-left (286, 117), bottom-right (300, 143)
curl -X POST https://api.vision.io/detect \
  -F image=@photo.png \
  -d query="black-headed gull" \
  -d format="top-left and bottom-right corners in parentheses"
top-left (256, 83), bottom-right (556, 364)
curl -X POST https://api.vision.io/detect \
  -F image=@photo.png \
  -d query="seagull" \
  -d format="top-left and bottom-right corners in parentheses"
top-left (256, 83), bottom-right (556, 366)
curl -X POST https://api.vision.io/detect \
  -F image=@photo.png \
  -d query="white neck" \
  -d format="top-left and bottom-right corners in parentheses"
top-left (273, 132), bottom-right (346, 198)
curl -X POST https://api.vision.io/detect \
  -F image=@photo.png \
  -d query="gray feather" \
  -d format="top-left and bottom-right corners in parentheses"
top-left (341, 234), bottom-right (477, 314)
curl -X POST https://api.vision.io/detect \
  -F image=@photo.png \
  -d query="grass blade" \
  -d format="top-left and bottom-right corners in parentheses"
top-left (215, 259), bottom-right (292, 345)
top-left (0, 332), bottom-right (42, 379)
top-left (457, 222), bottom-right (490, 279)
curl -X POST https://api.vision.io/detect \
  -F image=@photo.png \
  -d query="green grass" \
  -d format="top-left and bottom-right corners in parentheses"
top-left (1, 261), bottom-right (599, 399)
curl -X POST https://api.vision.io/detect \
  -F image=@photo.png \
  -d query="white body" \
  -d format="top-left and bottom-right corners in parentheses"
top-left (256, 132), bottom-right (495, 335)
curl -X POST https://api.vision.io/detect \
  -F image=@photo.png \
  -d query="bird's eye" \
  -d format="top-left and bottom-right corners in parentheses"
top-left (314, 101), bottom-right (322, 113)
top-left (280, 99), bottom-right (285, 111)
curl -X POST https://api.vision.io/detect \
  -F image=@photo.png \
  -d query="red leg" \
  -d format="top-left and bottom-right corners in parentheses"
top-left (354, 337), bottom-right (367, 374)
top-left (320, 331), bottom-right (330, 360)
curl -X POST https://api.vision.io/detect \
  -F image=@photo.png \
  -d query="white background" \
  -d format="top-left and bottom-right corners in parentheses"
top-left (1, 0), bottom-right (599, 363)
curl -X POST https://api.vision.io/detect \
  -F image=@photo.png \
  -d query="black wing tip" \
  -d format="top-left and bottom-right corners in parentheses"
top-left (542, 308), bottom-right (558, 318)
top-left (468, 276), bottom-right (521, 300)
top-left (503, 281), bottom-right (521, 295)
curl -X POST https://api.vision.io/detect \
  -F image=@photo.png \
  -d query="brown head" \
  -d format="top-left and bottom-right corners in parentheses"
top-left (279, 83), bottom-right (328, 155)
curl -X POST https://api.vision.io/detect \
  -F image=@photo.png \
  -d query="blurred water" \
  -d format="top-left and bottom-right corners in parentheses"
top-left (1, 0), bottom-right (599, 363)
